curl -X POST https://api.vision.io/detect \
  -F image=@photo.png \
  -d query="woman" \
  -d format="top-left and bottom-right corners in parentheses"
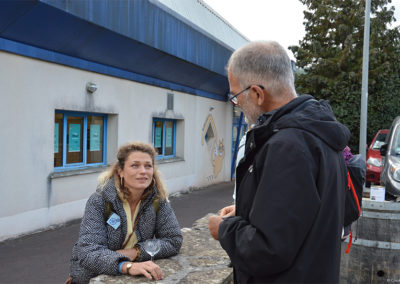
top-left (67, 142), bottom-right (182, 283)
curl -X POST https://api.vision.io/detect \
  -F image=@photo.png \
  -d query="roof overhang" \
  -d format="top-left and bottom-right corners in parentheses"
top-left (0, 0), bottom-right (233, 100)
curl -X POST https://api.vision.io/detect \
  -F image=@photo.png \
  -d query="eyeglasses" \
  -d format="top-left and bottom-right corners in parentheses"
top-left (228, 85), bottom-right (264, 105)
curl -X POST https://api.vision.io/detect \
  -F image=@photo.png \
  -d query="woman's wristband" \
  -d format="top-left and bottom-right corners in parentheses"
top-left (118, 261), bottom-right (128, 274)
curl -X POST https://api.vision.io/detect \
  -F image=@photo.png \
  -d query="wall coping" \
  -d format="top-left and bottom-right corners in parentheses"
top-left (90, 213), bottom-right (233, 283)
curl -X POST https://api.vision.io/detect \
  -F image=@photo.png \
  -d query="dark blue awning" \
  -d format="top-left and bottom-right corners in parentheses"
top-left (0, 0), bottom-right (233, 100)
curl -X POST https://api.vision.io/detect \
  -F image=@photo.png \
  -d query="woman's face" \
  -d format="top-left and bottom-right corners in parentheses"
top-left (119, 151), bottom-right (154, 192)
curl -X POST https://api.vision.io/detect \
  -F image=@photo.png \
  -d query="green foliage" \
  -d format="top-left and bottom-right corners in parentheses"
top-left (290, 0), bottom-right (400, 152)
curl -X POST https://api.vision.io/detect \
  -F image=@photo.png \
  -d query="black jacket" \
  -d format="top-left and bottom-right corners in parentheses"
top-left (219, 95), bottom-right (350, 283)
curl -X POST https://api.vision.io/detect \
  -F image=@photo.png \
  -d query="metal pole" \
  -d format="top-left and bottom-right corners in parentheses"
top-left (359, 0), bottom-right (371, 160)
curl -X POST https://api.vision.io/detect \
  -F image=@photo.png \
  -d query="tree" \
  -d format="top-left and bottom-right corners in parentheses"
top-left (290, 0), bottom-right (400, 152)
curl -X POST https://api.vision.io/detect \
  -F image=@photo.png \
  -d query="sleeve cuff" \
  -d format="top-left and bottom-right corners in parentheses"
top-left (118, 261), bottom-right (128, 274)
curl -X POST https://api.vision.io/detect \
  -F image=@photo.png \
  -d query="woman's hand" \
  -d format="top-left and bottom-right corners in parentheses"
top-left (219, 205), bottom-right (236, 217)
top-left (124, 261), bottom-right (164, 280)
top-left (116, 248), bottom-right (137, 261)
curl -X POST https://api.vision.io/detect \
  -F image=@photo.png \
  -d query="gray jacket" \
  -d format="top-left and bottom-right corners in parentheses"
top-left (69, 178), bottom-right (182, 283)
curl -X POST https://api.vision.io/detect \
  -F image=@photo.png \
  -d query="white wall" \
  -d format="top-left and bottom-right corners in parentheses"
top-left (0, 51), bottom-right (232, 240)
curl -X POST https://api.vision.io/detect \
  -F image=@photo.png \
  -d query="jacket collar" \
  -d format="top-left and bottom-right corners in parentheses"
top-left (245, 95), bottom-right (314, 155)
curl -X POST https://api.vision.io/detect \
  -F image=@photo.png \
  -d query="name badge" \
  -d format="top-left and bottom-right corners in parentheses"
top-left (107, 213), bottom-right (121, 229)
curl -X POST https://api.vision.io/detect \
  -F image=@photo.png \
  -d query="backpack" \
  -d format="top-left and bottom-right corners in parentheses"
top-left (342, 154), bottom-right (366, 253)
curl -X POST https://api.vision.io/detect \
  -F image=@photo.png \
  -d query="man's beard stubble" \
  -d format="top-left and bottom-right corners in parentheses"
top-left (241, 98), bottom-right (264, 126)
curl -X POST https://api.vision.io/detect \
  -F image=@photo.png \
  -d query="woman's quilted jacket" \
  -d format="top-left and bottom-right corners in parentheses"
top-left (69, 178), bottom-right (182, 283)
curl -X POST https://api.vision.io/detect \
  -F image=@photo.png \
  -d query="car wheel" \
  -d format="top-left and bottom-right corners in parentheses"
top-left (385, 191), bottom-right (396, 201)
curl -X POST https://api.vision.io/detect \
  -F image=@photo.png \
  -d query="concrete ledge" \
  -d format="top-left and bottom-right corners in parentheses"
top-left (50, 165), bottom-right (110, 179)
top-left (90, 213), bottom-right (233, 283)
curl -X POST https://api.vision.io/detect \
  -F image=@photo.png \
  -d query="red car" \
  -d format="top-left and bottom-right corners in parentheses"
top-left (366, 129), bottom-right (388, 186)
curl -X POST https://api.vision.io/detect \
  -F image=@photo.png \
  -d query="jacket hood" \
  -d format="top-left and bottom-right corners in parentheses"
top-left (253, 95), bottom-right (350, 151)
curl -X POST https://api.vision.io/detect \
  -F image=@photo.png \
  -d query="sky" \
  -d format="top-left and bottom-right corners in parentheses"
top-left (203, 0), bottom-right (400, 57)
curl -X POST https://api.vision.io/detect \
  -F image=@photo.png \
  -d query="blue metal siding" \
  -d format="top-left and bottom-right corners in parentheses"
top-left (0, 0), bottom-right (233, 100)
top-left (42, 0), bottom-right (231, 74)
top-left (155, 0), bottom-right (248, 50)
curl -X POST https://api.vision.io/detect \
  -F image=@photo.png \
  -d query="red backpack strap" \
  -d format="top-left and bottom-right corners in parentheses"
top-left (345, 229), bottom-right (353, 254)
top-left (347, 171), bottom-right (361, 216)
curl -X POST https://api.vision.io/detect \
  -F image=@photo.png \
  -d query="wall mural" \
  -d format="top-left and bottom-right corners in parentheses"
top-left (201, 114), bottom-right (225, 178)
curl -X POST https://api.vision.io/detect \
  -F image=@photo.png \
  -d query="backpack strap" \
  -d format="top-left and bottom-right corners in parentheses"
top-left (345, 171), bottom-right (361, 254)
top-left (152, 199), bottom-right (160, 214)
top-left (105, 201), bottom-right (112, 220)
top-left (347, 171), bottom-right (361, 216)
top-left (345, 229), bottom-right (353, 254)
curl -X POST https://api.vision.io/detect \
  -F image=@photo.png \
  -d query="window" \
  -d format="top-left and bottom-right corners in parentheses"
top-left (153, 118), bottom-right (176, 159)
top-left (54, 111), bottom-right (107, 170)
top-left (372, 133), bottom-right (387, 150)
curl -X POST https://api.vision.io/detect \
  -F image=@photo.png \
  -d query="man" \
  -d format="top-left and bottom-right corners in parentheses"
top-left (208, 41), bottom-right (350, 283)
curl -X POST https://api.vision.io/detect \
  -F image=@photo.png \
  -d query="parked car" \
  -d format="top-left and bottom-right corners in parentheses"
top-left (380, 117), bottom-right (400, 198)
top-left (366, 129), bottom-right (388, 187)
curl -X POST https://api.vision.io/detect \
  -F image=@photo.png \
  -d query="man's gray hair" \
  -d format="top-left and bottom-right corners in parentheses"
top-left (227, 41), bottom-right (295, 96)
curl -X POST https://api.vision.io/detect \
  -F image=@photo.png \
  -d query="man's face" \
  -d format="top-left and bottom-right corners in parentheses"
top-left (228, 70), bottom-right (263, 125)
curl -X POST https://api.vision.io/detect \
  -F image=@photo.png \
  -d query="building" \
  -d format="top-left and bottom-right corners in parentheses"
top-left (0, 0), bottom-right (248, 240)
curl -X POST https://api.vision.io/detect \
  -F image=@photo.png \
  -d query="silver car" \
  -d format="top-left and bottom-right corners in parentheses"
top-left (380, 116), bottom-right (400, 198)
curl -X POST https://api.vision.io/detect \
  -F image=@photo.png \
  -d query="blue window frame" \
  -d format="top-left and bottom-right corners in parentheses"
top-left (153, 118), bottom-right (176, 159)
top-left (54, 110), bottom-right (107, 170)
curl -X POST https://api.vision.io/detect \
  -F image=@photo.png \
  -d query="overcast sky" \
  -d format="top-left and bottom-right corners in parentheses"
top-left (203, 0), bottom-right (400, 55)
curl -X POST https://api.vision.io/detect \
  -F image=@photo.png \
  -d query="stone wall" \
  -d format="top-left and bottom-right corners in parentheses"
top-left (90, 214), bottom-right (233, 284)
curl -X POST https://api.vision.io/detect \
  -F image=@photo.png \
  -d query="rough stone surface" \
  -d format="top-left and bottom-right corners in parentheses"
top-left (90, 214), bottom-right (233, 284)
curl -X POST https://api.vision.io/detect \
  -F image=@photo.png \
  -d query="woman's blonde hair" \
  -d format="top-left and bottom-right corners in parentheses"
top-left (98, 141), bottom-right (167, 201)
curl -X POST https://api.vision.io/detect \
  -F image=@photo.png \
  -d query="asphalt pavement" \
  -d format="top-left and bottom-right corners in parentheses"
top-left (0, 181), bottom-right (234, 284)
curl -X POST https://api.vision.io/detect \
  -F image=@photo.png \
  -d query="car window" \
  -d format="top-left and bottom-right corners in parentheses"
top-left (393, 129), bottom-right (400, 155)
top-left (372, 133), bottom-right (387, 149)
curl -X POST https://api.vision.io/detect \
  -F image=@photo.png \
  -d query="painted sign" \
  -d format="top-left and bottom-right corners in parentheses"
top-left (90, 124), bottom-right (101, 151)
top-left (54, 123), bottom-right (59, 153)
top-left (166, 126), bottom-right (173, 148)
top-left (68, 123), bottom-right (81, 152)
top-left (155, 126), bottom-right (162, 148)
top-left (201, 114), bottom-right (225, 178)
